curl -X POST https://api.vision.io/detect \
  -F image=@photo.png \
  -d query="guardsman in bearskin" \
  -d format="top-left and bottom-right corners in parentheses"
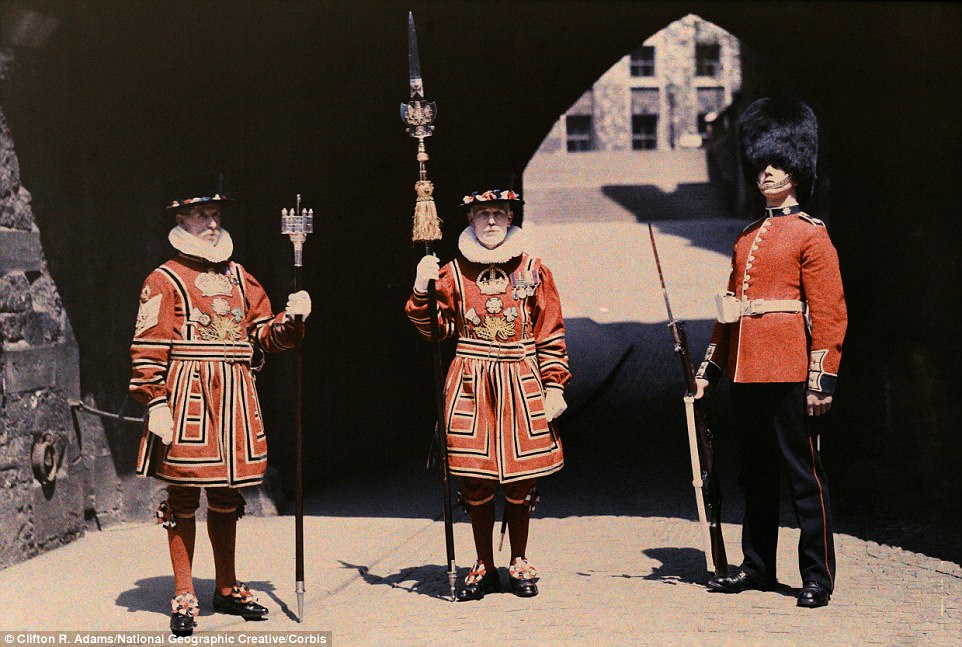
top-left (405, 183), bottom-right (570, 600)
top-left (128, 173), bottom-right (312, 635)
top-left (694, 98), bottom-right (847, 608)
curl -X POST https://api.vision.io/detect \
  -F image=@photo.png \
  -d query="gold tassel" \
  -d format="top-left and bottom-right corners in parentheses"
top-left (412, 180), bottom-right (442, 242)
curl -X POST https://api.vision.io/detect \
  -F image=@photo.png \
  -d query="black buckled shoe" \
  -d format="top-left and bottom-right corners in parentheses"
top-left (796, 581), bottom-right (831, 608)
top-left (212, 583), bottom-right (269, 620)
top-left (169, 593), bottom-right (198, 637)
top-left (457, 561), bottom-right (501, 601)
top-left (706, 568), bottom-right (775, 594)
top-left (508, 557), bottom-right (539, 598)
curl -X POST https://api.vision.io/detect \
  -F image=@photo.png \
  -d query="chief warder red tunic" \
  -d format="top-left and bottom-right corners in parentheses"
top-left (129, 254), bottom-right (298, 487)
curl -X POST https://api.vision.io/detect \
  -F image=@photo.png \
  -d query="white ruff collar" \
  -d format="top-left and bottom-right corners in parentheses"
top-left (458, 225), bottom-right (525, 264)
top-left (168, 225), bottom-right (234, 263)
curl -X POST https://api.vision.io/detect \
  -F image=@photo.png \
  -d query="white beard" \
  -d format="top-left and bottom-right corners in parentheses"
top-left (168, 225), bottom-right (234, 263)
top-left (458, 225), bottom-right (525, 264)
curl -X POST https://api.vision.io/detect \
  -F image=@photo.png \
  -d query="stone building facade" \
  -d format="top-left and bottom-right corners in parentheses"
top-left (0, 47), bottom-right (90, 569)
top-left (537, 14), bottom-right (741, 155)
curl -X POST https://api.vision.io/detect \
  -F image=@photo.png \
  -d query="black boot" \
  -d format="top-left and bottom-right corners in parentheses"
top-left (169, 593), bottom-right (198, 637)
top-left (796, 581), bottom-right (831, 608)
top-left (457, 561), bottom-right (501, 601)
top-left (212, 583), bottom-right (269, 620)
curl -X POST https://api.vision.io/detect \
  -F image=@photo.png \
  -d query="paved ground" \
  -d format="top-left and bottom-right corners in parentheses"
top-left (2, 217), bottom-right (960, 645)
top-left (1, 455), bottom-right (959, 645)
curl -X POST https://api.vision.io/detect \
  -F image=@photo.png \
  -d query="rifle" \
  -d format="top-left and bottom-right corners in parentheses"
top-left (647, 224), bottom-right (728, 577)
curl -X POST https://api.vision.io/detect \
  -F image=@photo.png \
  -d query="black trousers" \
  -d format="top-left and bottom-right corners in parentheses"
top-left (732, 382), bottom-right (835, 591)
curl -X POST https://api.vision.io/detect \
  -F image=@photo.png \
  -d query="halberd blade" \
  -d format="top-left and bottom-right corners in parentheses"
top-left (408, 12), bottom-right (424, 98)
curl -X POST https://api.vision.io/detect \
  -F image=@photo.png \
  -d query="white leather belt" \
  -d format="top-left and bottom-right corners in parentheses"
top-left (715, 290), bottom-right (806, 323)
top-left (739, 298), bottom-right (805, 317)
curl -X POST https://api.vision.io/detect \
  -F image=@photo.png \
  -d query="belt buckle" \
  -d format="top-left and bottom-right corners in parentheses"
top-left (747, 299), bottom-right (764, 316)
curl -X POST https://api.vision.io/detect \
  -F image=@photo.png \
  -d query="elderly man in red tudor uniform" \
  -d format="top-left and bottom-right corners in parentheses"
top-left (406, 184), bottom-right (570, 601)
top-left (129, 173), bottom-right (311, 635)
top-left (695, 98), bottom-right (847, 608)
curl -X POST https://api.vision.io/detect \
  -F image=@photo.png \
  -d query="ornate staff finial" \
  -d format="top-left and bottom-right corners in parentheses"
top-left (401, 12), bottom-right (442, 243)
top-left (281, 193), bottom-right (314, 267)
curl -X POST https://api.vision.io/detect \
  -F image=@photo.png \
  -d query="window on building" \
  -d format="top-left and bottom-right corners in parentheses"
top-left (632, 115), bottom-right (658, 150)
top-left (696, 87), bottom-right (725, 137)
top-left (631, 88), bottom-right (659, 150)
top-left (630, 45), bottom-right (655, 77)
top-left (566, 115), bottom-right (593, 152)
top-left (695, 43), bottom-right (721, 77)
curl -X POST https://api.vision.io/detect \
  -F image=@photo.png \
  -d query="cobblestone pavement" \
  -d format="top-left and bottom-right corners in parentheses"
top-left (2, 218), bottom-right (959, 645)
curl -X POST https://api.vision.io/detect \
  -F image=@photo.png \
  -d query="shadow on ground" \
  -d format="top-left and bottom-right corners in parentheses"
top-left (298, 319), bottom-right (961, 569)
top-left (116, 576), bottom-right (286, 621)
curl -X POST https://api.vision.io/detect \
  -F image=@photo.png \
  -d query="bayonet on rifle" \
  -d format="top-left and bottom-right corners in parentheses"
top-left (648, 224), bottom-right (728, 577)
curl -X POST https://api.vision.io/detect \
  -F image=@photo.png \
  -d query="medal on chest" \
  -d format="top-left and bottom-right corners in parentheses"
top-left (510, 267), bottom-right (540, 300)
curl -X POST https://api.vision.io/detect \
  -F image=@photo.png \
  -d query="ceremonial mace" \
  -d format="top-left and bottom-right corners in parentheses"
top-left (282, 195), bottom-right (313, 621)
top-left (401, 12), bottom-right (457, 602)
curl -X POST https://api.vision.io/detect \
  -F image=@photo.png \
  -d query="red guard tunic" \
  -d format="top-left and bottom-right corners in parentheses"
top-left (129, 255), bottom-right (297, 486)
top-left (697, 210), bottom-right (847, 393)
top-left (405, 251), bottom-right (571, 483)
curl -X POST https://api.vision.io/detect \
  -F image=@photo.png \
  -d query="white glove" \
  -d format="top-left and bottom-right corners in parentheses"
top-left (544, 389), bottom-right (568, 422)
top-left (148, 405), bottom-right (174, 445)
top-left (285, 290), bottom-right (312, 321)
top-left (414, 254), bottom-right (440, 293)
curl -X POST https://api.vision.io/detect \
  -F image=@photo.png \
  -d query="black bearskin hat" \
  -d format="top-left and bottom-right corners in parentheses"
top-left (737, 97), bottom-right (818, 201)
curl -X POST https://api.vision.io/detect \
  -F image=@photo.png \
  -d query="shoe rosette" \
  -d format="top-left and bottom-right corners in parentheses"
top-left (463, 561), bottom-right (489, 586)
top-left (508, 557), bottom-right (539, 582)
top-left (171, 592), bottom-right (199, 617)
top-left (230, 582), bottom-right (258, 604)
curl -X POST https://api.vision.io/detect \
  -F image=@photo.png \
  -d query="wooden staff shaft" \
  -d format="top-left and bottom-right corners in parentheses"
top-left (294, 264), bottom-right (305, 620)
top-left (424, 240), bottom-right (457, 596)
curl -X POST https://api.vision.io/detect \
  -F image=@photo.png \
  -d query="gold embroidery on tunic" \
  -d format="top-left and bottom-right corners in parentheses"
top-left (477, 266), bottom-right (510, 295)
top-left (475, 315), bottom-right (515, 341)
top-left (195, 312), bottom-right (244, 341)
top-left (135, 294), bottom-right (162, 336)
top-left (195, 271), bottom-right (234, 297)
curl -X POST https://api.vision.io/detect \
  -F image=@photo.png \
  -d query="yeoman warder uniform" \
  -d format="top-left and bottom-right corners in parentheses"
top-left (129, 173), bottom-right (312, 634)
top-left (405, 187), bottom-right (570, 600)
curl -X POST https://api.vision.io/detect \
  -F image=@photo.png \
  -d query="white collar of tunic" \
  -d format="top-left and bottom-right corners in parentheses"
top-left (458, 225), bottom-right (525, 264)
top-left (168, 225), bottom-right (234, 263)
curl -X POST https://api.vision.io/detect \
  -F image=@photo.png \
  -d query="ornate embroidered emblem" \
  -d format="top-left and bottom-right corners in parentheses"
top-left (464, 308), bottom-right (482, 326)
top-left (485, 297), bottom-right (503, 314)
top-left (478, 266), bottom-right (510, 295)
top-left (135, 293), bottom-right (162, 336)
top-left (191, 306), bottom-right (242, 341)
top-left (211, 297), bottom-right (231, 315)
top-left (195, 312), bottom-right (243, 341)
top-left (503, 306), bottom-right (519, 323)
top-left (195, 270), bottom-right (233, 297)
top-left (475, 315), bottom-right (515, 341)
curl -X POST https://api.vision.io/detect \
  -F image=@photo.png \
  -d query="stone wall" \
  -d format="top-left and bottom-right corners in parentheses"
top-left (0, 48), bottom-right (87, 569)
